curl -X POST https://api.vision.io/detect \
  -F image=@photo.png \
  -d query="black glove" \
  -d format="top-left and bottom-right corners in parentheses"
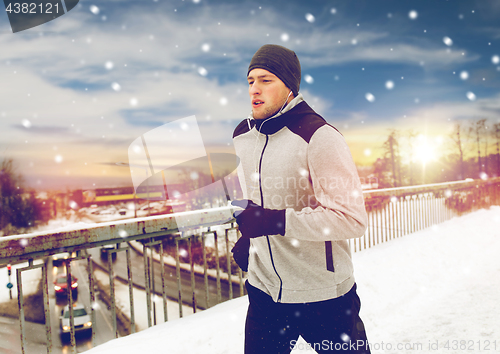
top-left (231, 237), bottom-right (250, 272)
top-left (231, 199), bottom-right (285, 238)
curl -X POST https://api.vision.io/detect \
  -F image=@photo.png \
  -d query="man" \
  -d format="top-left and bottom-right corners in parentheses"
top-left (231, 44), bottom-right (371, 354)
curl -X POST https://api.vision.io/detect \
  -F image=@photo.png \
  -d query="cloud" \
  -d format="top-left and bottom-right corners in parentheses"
top-left (12, 124), bottom-right (71, 135)
top-left (1, 0), bottom-right (498, 187)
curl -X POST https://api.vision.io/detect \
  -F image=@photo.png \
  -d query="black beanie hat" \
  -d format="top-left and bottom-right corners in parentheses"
top-left (247, 44), bottom-right (301, 96)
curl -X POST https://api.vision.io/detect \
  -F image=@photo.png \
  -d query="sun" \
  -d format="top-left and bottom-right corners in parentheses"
top-left (413, 134), bottom-right (439, 164)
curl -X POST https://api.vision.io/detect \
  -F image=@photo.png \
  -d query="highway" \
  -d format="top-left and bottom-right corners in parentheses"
top-left (6, 242), bottom-right (246, 352)
top-left (48, 259), bottom-right (117, 353)
top-left (88, 242), bottom-right (246, 312)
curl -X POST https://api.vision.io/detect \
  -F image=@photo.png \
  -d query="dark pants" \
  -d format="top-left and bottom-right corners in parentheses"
top-left (245, 282), bottom-right (371, 354)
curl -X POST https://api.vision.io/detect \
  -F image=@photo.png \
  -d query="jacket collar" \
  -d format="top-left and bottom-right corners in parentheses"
top-left (251, 93), bottom-right (308, 135)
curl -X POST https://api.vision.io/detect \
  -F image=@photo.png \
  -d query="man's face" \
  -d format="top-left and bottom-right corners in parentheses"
top-left (247, 68), bottom-right (293, 120)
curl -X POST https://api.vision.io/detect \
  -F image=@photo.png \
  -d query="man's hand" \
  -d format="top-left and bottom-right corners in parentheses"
top-left (231, 237), bottom-right (250, 272)
top-left (231, 199), bottom-right (285, 238)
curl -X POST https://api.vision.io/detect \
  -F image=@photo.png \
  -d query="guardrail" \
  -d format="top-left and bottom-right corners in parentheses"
top-left (1, 177), bottom-right (499, 353)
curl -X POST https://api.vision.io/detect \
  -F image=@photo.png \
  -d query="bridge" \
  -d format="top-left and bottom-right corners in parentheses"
top-left (1, 177), bottom-right (499, 353)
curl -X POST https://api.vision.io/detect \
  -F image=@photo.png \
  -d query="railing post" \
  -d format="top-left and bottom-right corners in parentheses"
top-left (202, 232), bottom-right (210, 308)
top-left (42, 259), bottom-right (52, 354)
top-left (366, 210), bottom-right (370, 249)
top-left (187, 237), bottom-right (197, 313)
top-left (87, 256), bottom-right (96, 345)
top-left (398, 196), bottom-right (405, 237)
top-left (143, 243), bottom-right (152, 327)
top-left (64, 260), bottom-right (76, 351)
top-left (159, 241), bottom-right (168, 322)
top-left (236, 226), bottom-right (245, 297)
top-left (225, 228), bottom-right (233, 300)
top-left (151, 243), bottom-right (157, 326)
top-left (214, 231), bottom-right (222, 304)
top-left (174, 237), bottom-right (183, 318)
top-left (385, 201), bottom-right (389, 242)
top-left (107, 250), bottom-right (118, 337)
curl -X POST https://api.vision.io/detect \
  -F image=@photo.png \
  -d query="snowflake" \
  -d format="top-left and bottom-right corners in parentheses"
top-left (466, 91), bottom-right (476, 101)
top-left (89, 5), bottom-right (99, 15)
top-left (304, 75), bottom-right (314, 84)
top-left (365, 93), bottom-right (375, 102)
top-left (201, 43), bottom-right (210, 52)
top-left (340, 333), bottom-right (350, 342)
top-left (408, 10), bottom-right (418, 20)
top-left (443, 36), bottom-right (453, 46)
top-left (305, 13), bottom-right (315, 23)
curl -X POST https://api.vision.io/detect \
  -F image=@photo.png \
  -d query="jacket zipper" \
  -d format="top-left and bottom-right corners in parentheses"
top-left (258, 134), bottom-right (283, 302)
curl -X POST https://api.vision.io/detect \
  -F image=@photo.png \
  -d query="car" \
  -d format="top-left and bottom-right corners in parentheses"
top-left (53, 274), bottom-right (78, 296)
top-left (52, 252), bottom-right (73, 266)
top-left (100, 244), bottom-right (117, 261)
top-left (60, 304), bottom-right (92, 338)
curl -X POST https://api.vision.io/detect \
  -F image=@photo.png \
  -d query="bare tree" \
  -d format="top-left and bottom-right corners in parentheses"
top-left (484, 121), bottom-right (490, 175)
top-left (493, 123), bottom-right (500, 176)
top-left (450, 122), bottom-right (466, 179)
top-left (403, 129), bottom-right (417, 185)
top-left (0, 158), bottom-right (43, 234)
top-left (469, 118), bottom-right (487, 175)
top-left (382, 130), bottom-right (401, 187)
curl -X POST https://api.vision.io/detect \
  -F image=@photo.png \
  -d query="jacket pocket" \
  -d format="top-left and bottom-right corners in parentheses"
top-left (325, 240), bottom-right (335, 272)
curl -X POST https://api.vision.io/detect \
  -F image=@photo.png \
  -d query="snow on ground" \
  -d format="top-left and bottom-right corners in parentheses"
top-left (43, 207), bottom-right (500, 353)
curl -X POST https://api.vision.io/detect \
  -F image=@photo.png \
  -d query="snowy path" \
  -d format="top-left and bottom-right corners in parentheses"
top-left (83, 207), bottom-right (500, 354)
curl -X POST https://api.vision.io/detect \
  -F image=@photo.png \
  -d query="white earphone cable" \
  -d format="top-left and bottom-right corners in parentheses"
top-left (251, 91), bottom-right (293, 178)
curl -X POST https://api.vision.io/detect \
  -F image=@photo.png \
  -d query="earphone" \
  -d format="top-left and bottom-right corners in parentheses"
top-left (246, 90), bottom-right (293, 131)
top-left (249, 90), bottom-right (294, 184)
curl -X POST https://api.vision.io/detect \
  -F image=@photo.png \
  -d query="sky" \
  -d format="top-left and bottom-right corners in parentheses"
top-left (1, 0), bottom-right (500, 190)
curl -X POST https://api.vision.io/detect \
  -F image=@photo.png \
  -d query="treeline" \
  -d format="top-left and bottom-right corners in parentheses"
top-left (372, 118), bottom-right (500, 188)
top-left (0, 159), bottom-right (44, 236)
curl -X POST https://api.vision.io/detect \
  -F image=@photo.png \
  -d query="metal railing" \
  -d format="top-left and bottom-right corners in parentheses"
top-left (351, 177), bottom-right (500, 252)
top-left (1, 177), bottom-right (499, 353)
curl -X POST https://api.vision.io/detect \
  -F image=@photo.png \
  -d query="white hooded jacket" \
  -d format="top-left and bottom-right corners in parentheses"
top-left (233, 95), bottom-right (367, 303)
